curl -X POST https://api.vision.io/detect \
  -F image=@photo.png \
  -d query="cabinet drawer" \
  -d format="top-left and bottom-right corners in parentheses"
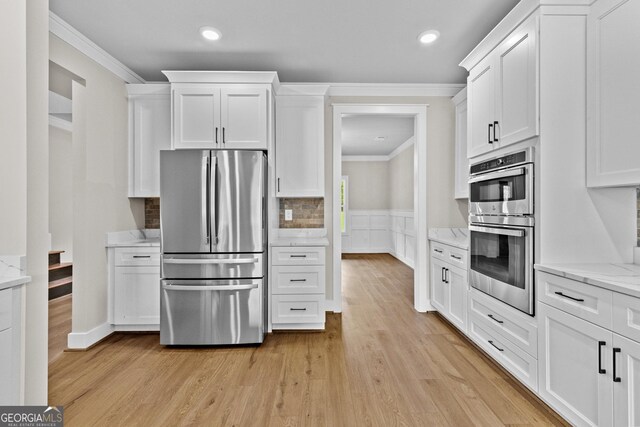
top-left (115, 247), bottom-right (161, 267)
top-left (272, 246), bottom-right (325, 266)
top-left (430, 242), bottom-right (448, 263)
top-left (537, 272), bottom-right (613, 329)
top-left (469, 289), bottom-right (537, 358)
top-left (469, 311), bottom-right (538, 392)
top-left (272, 265), bottom-right (325, 294)
top-left (447, 246), bottom-right (468, 270)
top-left (613, 292), bottom-right (640, 343)
top-left (0, 289), bottom-right (11, 332)
top-left (272, 294), bottom-right (325, 324)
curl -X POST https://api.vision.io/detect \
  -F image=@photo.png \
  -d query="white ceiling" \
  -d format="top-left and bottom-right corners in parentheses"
top-left (49, 0), bottom-right (519, 84)
top-left (341, 115), bottom-right (414, 156)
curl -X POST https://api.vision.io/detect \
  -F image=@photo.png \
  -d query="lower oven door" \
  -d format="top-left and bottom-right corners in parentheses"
top-left (160, 279), bottom-right (264, 345)
top-left (469, 223), bottom-right (534, 315)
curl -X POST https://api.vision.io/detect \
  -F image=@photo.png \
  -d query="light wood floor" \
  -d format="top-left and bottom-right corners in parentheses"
top-left (49, 253), bottom-right (567, 426)
top-left (49, 294), bottom-right (72, 364)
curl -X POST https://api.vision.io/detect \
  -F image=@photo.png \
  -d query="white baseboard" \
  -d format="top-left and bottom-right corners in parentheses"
top-left (342, 247), bottom-right (389, 254)
top-left (389, 251), bottom-right (415, 269)
top-left (113, 324), bottom-right (159, 332)
top-left (67, 322), bottom-right (114, 349)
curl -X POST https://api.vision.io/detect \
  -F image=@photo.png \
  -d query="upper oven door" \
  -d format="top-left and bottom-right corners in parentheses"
top-left (469, 163), bottom-right (533, 216)
top-left (469, 223), bottom-right (534, 315)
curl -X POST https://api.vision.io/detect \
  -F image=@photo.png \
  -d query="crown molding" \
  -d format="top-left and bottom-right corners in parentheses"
top-left (452, 87), bottom-right (467, 105)
top-left (342, 155), bottom-right (390, 162)
top-left (49, 12), bottom-right (145, 84)
top-left (277, 84), bottom-right (330, 96)
top-left (388, 136), bottom-right (415, 160)
top-left (162, 70), bottom-right (280, 86)
top-left (327, 83), bottom-right (464, 97)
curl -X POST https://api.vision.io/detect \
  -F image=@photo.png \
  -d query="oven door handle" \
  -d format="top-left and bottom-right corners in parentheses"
top-left (468, 167), bottom-right (524, 184)
top-left (469, 225), bottom-right (525, 238)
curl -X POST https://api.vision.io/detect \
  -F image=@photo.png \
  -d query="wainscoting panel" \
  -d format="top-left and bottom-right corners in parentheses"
top-left (342, 209), bottom-right (414, 268)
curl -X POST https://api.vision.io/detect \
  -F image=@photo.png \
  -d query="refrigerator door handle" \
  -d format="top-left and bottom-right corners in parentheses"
top-left (201, 154), bottom-right (210, 245)
top-left (164, 258), bottom-right (259, 265)
top-left (162, 283), bottom-right (259, 292)
top-left (211, 154), bottom-right (218, 246)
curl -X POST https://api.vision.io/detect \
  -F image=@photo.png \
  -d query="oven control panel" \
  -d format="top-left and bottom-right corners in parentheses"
top-left (470, 150), bottom-right (528, 175)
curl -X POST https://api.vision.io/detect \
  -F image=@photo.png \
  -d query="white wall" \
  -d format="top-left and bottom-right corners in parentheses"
top-left (49, 34), bottom-right (145, 338)
top-left (341, 161), bottom-right (390, 209)
top-left (49, 126), bottom-right (73, 262)
top-left (326, 96), bottom-right (469, 302)
top-left (389, 145), bottom-right (414, 210)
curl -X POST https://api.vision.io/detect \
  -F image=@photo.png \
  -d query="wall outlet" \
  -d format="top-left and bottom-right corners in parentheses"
top-left (285, 209), bottom-right (293, 221)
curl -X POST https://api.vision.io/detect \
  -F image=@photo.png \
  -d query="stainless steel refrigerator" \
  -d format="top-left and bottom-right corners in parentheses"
top-left (159, 150), bottom-right (267, 345)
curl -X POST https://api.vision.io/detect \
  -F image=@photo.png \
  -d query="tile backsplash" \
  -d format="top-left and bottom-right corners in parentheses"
top-left (279, 198), bottom-right (324, 228)
top-left (145, 198), bottom-right (160, 229)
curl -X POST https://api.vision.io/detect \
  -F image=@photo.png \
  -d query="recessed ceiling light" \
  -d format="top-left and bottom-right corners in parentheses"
top-left (199, 26), bottom-right (221, 41)
top-left (418, 30), bottom-right (440, 44)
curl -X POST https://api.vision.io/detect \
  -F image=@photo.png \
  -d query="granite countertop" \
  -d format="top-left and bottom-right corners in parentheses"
top-left (105, 229), bottom-right (160, 248)
top-left (428, 228), bottom-right (469, 250)
top-left (0, 275), bottom-right (31, 291)
top-left (0, 255), bottom-right (31, 290)
top-left (535, 263), bottom-right (640, 299)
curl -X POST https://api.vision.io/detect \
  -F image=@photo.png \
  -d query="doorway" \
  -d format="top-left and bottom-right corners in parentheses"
top-left (332, 105), bottom-right (428, 313)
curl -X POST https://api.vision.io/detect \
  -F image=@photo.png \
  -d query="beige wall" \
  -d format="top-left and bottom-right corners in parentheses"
top-left (325, 96), bottom-right (469, 301)
top-left (49, 126), bottom-right (73, 262)
top-left (49, 34), bottom-right (144, 335)
top-left (341, 161), bottom-right (390, 209)
top-left (389, 145), bottom-right (414, 210)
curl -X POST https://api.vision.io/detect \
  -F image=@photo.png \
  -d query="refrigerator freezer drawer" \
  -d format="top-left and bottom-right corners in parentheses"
top-left (162, 253), bottom-right (264, 279)
top-left (160, 279), bottom-right (264, 345)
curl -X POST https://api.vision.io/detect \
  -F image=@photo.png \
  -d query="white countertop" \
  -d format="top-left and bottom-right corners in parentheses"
top-left (0, 275), bottom-right (31, 291)
top-left (535, 263), bottom-right (640, 299)
top-left (270, 236), bottom-right (330, 247)
top-left (269, 228), bottom-right (329, 247)
top-left (428, 228), bottom-right (469, 250)
top-left (105, 229), bottom-right (160, 248)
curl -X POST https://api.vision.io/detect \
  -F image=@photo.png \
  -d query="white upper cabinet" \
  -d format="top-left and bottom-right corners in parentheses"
top-left (465, 15), bottom-right (538, 158)
top-left (587, 0), bottom-right (640, 187)
top-left (127, 84), bottom-right (171, 198)
top-left (172, 84), bottom-right (268, 150)
top-left (275, 95), bottom-right (325, 197)
top-left (453, 88), bottom-right (468, 199)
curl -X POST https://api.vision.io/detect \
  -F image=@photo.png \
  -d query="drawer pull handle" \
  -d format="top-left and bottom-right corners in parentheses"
top-left (598, 341), bottom-right (606, 374)
top-left (133, 255), bottom-right (151, 259)
top-left (554, 291), bottom-right (584, 302)
top-left (290, 308), bottom-right (307, 311)
top-left (290, 279), bottom-right (307, 282)
top-left (613, 348), bottom-right (621, 383)
top-left (290, 255), bottom-right (307, 258)
top-left (488, 314), bottom-right (504, 324)
top-left (450, 254), bottom-right (462, 260)
top-left (434, 249), bottom-right (443, 254)
top-left (488, 340), bottom-right (504, 352)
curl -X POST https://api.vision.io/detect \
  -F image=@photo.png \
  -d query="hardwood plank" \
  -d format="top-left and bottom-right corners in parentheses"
top-left (49, 254), bottom-right (566, 426)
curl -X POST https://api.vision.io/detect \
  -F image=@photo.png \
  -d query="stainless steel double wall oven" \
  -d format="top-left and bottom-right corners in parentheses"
top-left (468, 148), bottom-right (535, 315)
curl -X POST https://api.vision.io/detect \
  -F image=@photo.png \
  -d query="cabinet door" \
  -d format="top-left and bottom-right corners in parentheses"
top-left (130, 95), bottom-right (171, 197)
top-left (538, 303), bottom-right (613, 427)
top-left (586, 0), bottom-right (640, 187)
top-left (0, 328), bottom-right (13, 404)
top-left (467, 56), bottom-right (496, 158)
top-left (613, 333), bottom-right (640, 427)
top-left (430, 257), bottom-right (447, 313)
top-left (220, 87), bottom-right (268, 150)
top-left (275, 96), bottom-right (324, 197)
top-left (495, 16), bottom-right (538, 148)
top-left (173, 85), bottom-right (221, 149)
top-left (453, 92), bottom-right (468, 199)
top-left (114, 266), bottom-right (160, 325)
top-left (445, 265), bottom-right (467, 332)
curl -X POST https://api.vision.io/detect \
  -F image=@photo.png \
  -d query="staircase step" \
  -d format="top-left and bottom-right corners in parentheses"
top-left (48, 250), bottom-right (65, 255)
top-left (49, 276), bottom-right (72, 289)
top-left (48, 251), bottom-right (64, 266)
top-left (49, 262), bottom-right (72, 271)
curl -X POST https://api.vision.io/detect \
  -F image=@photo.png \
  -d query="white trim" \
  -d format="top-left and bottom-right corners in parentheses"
top-left (452, 87), bottom-right (467, 105)
top-left (48, 115), bottom-right (72, 132)
top-left (112, 324), bottom-right (159, 332)
top-left (327, 83), bottom-right (464, 97)
top-left (49, 12), bottom-right (145, 84)
top-left (388, 136), bottom-right (415, 160)
top-left (342, 155), bottom-right (390, 162)
top-left (340, 176), bottom-right (349, 235)
top-left (125, 83), bottom-right (170, 96)
top-left (333, 104), bottom-right (429, 314)
top-left (67, 322), bottom-right (114, 349)
top-left (162, 70), bottom-right (280, 86)
top-left (277, 84), bottom-right (330, 96)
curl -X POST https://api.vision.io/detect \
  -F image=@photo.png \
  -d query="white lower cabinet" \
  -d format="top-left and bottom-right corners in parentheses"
top-left (271, 245), bottom-right (326, 330)
top-left (538, 276), bottom-right (640, 427)
top-left (108, 246), bottom-right (161, 330)
top-left (0, 285), bottom-right (25, 405)
top-left (429, 241), bottom-right (468, 333)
